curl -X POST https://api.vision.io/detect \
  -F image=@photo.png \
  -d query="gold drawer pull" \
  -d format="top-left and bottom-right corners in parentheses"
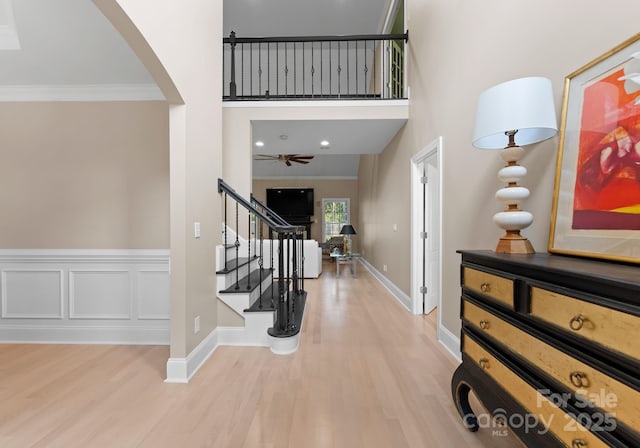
top-left (569, 314), bottom-right (585, 331)
top-left (479, 320), bottom-right (490, 330)
top-left (480, 282), bottom-right (491, 293)
top-left (479, 358), bottom-right (490, 370)
top-left (572, 439), bottom-right (587, 448)
top-left (569, 371), bottom-right (590, 388)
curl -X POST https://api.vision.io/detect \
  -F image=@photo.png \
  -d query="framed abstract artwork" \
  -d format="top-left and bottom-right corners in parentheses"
top-left (549, 33), bottom-right (640, 263)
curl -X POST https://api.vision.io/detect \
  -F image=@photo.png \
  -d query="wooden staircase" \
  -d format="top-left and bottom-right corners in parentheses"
top-left (216, 179), bottom-right (307, 354)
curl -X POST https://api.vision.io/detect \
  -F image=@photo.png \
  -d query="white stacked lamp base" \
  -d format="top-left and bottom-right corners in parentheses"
top-left (494, 145), bottom-right (535, 254)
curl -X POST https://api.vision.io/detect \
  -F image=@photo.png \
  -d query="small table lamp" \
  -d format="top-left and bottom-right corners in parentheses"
top-left (340, 225), bottom-right (356, 255)
top-left (472, 76), bottom-right (558, 254)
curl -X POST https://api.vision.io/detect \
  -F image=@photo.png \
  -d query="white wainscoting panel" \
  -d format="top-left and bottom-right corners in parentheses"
top-left (70, 270), bottom-right (131, 319)
top-left (1, 270), bottom-right (64, 319)
top-left (0, 250), bottom-right (170, 344)
top-left (137, 270), bottom-right (170, 319)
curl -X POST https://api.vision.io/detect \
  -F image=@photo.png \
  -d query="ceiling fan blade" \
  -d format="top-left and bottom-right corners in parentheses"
top-left (294, 160), bottom-right (310, 164)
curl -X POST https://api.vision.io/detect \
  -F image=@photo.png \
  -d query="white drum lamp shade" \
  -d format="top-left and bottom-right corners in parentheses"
top-left (472, 76), bottom-right (557, 254)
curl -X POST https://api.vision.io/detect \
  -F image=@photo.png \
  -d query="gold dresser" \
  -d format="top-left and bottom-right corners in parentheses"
top-left (452, 250), bottom-right (640, 447)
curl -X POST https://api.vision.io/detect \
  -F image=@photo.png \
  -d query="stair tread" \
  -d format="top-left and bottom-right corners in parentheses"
top-left (219, 268), bottom-right (272, 294)
top-left (216, 256), bottom-right (258, 274)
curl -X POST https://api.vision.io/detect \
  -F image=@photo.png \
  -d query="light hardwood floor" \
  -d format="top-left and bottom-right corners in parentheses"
top-left (0, 260), bottom-right (522, 447)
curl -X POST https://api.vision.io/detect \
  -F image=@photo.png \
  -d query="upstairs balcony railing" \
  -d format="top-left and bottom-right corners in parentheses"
top-left (223, 31), bottom-right (409, 101)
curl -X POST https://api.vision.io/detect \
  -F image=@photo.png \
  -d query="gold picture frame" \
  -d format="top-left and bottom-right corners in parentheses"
top-left (549, 33), bottom-right (640, 264)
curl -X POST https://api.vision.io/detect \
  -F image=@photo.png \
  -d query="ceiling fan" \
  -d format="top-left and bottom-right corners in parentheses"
top-left (254, 154), bottom-right (314, 167)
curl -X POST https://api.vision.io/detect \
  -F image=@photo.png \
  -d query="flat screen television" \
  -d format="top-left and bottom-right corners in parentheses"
top-left (266, 188), bottom-right (314, 217)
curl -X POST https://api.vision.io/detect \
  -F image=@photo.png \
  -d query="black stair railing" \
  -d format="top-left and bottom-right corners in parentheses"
top-left (219, 179), bottom-right (305, 335)
top-left (251, 194), bottom-right (305, 294)
top-left (223, 31), bottom-right (409, 101)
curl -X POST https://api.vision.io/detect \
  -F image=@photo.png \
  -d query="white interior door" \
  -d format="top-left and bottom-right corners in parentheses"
top-left (411, 139), bottom-right (441, 315)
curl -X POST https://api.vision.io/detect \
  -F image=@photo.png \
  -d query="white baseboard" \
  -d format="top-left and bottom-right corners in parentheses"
top-left (0, 324), bottom-right (168, 345)
top-left (216, 324), bottom-right (270, 347)
top-left (359, 258), bottom-right (412, 312)
top-left (165, 324), bottom-right (274, 383)
top-left (438, 324), bottom-right (461, 363)
top-left (166, 328), bottom-right (220, 383)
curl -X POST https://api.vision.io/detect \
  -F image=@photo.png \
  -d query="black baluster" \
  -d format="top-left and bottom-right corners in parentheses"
top-left (364, 41), bottom-right (369, 97)
top-left (294, 41), bottom-right (297, 95)
top-left (224, 192), bottom-right (228, 271)
top-left (311, 42), bottom-right (315, 97)
top-left (287, 233), bottom-right (293, 331)
top-left (356, 40), bottom-right (359, 95)
top-left (258, 42), bottom-right (262, 98)
top-left (247, 212), bottom-right (252, 290)
top-left (240, 42), bottom-right (244, 96)
top-left (277, 232), bottom-right (286, 332)
top-left (329, 42), bottom-right (332, 95)
top-left (284, 42), bottom-right (288, 96)
top-left (321, 42), bottom-right (324, 96)
top-left (337, 41), bottom-right (341, 96)
top-left (234, 201), bottom-right (240, 290)
top-left (270, 235), bottom-right (275, 306)
top-left (346, 41), bottom-right (350, 96)
top-left (301, 231), bottom-right (305, 292)
top-left (258, 220), bottom-right (264, 309)
top-left (229, 31), bottom-right (237, 100)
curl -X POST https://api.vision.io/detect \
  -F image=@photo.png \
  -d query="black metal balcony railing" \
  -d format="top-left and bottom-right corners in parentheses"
top-left (223, 31), bottom-right (408, 101)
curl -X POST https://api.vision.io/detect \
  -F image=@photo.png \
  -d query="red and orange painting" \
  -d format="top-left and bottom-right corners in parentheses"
top-left (573, 65), bottom-right (640, 230)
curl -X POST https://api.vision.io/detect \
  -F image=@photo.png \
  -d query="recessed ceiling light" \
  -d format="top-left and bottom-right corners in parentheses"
top-left (255, 141), bottom-right (264, 147)
top-left (320, 140), bottom-right (330, 147)
top-left (280, 134), bottom-right (288, 140)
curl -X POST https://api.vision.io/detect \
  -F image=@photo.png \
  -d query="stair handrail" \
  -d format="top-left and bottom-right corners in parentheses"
top-left (250, 194), bottom-right (289, 226)
top-left (218, 179), bottom-right (303, 233)
top-left (223, 32), bottom-right (409, 44)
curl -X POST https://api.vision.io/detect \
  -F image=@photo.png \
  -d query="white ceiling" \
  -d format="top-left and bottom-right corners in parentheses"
top-left (1, 0), bottom-right (405, 178)
top-left (0, 0), bottom-right (157, 99)
top-left (252, 118), bottom-right (406, 178)
top-left (223, 0), bottom-right (393, 37)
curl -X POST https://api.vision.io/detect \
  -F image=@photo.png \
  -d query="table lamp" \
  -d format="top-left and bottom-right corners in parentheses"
top-left (340, 225), bottom-right (356, 255)
top-left (472, 76), bottom-right (557, 254)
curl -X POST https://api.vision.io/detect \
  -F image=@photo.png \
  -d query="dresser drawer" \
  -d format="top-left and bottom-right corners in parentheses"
top-left (463, 267), bottom-right (514, 308)
top-left (464, 300), bottom-right (640, 430)
top-left (530, 287), bottom-right (640, 363)
top-left (464, 335), bottom-right (609, 448)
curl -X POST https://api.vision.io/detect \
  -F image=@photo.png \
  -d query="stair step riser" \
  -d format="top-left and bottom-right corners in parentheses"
top-left (217, 274), bottom-right (273, 314)
top-left (217, 240), bottom-right (260, 263)
top-left (248, 275), bottom-right (275, 306)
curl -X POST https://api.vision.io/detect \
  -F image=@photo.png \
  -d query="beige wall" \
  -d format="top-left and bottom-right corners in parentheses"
top-left (360, 0), bottom-right (640, 336)
top-left (0, 101), bottom-right (169, 249)
top-left (98, 0), bottom-right (223, 359)
top-left (252, 178), bottom-right (359, 247)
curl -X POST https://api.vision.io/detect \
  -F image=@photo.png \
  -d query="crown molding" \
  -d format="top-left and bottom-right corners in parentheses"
top-left (0, 83), bottom-right (165, 102)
